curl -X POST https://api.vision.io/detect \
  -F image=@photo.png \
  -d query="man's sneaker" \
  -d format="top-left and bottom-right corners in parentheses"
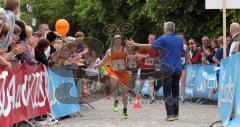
top-left (179, 97), bottom-right (185, 103)
top-left (150, 96), bottom-right (155, 104)
top-left (123, 108), bottom-right (128, 119)
top-left (165, 115), bottom-right (175, 121)
top-left (113, 100), bottom-right (119, 112)
top-left (173, 115), bottom-right (179, 120)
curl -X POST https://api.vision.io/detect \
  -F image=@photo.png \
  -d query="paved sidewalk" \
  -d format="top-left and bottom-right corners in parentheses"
top-left (53, 99), bottom-right (221, 127)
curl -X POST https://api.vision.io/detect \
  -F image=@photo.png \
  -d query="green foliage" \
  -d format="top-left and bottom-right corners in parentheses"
top-left (0, 0), bottom-right (3, 6)
top-left (142, 0), bottom-right (224, 41)
top-left (17, 0), bottom-right (240, 46)
top-left (19, 0), bottom-right (29, 25)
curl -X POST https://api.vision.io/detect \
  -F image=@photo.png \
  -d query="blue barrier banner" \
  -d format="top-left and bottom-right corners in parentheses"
top-left (141, 80), bottom-right (150, 95)
top-left (234, 59), bottom-right (240, 119)
top-left (228, 117), bottom-right (240, 127)
top-left (185, 64), bottom-right (217, 99)
top-left (186, 64), bottom-right (200, 88)
top-left (192, 64), bottom-right (218, 99)
top-left (184, 65), bottom-right (201, 99)
top-left (184, 64), bottom-right (219, 100)
top-left (135, 64), bottom-right (218, 100)
top-left (218, 55), bottom-right (237, 127)
top-left (134, 80), bottom-right (140, 93)
top-left (48, 67), bottom-right (81, 118)
top-left (134, 80), bottom-right (150, 95)
top-left (233, 54), bottom-right (240, 124)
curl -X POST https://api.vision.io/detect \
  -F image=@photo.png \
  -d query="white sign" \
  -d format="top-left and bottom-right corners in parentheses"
top-left (205, 0), bottom-right (240, 9)
top-left (32, 18), bottom-right (36, 27)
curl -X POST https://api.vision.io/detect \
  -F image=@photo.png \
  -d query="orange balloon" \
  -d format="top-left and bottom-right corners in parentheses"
top-left (55, 19), bottom-right (70, 36)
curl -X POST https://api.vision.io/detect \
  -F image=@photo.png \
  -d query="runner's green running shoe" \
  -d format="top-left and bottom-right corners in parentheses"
top-left (123, 108), bottom-right (128, 119)
top-left (113, 100), bottom-right (119, 112)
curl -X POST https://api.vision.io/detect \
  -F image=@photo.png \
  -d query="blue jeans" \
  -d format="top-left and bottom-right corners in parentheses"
top-left (216, 70), bottom-right (220, 85)
top-left (162, 71), bottom-right (181, 116)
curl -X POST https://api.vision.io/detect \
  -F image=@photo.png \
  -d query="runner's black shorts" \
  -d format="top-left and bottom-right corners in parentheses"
top-left (84, 75), bottom-right (99, 81)
top-left (140, 69), bottom-right (156, 80)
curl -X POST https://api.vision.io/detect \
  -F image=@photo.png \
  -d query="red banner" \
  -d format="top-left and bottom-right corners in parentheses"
top-left (0, 63), bottom-right (51, 127)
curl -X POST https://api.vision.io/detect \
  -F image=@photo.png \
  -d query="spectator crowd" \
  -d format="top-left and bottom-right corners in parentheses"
top-left (1, 0), bottom-right (240, 123)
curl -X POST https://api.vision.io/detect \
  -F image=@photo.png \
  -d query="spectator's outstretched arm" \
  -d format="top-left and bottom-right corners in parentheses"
top-left (4, 45), bottom-right (26, 61)
top-left (3, 52), bottom-right (14, 61)
top-left (63, 59), bottom-right (73, 66)
top-left (0, 56), bottom-right (11, 69)
top-left (78, 47), bottom-right (88, 56)
top-left (86, 57), bottom-right (92, 65)
top-left (126, 38), bottom-right (152, 49)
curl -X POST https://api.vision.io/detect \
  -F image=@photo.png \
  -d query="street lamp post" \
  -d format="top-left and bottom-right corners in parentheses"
top-left (27, 0), bottom-right (34, 26)
top-left (223, 0), bottom-right (227, 58)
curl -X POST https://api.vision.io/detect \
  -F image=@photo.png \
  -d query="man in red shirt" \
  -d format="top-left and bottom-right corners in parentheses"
top-left (136, 34), bottom-right (160, 104)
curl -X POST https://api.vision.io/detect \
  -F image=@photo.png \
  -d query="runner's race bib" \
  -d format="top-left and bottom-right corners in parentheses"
top-left (112, 60), bottom-right (125, 71)
top-left (145, 58), bottom-right (155, 66)
top-left (181, 57), bottom-right (186, 65)
top-left (128, 60), bottom-right (137, 69)
top-left (154, 63), bottom-right (160, 71)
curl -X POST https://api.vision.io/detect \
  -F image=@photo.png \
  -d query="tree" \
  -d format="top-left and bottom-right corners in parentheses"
top-left (16, 0), bottom-right (240, 45)
top-left (30, 0), bottom-right (77, 32)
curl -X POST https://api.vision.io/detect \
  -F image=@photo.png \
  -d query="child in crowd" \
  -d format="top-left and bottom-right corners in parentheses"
top-left (84, 50), bottom-right (101, 98)
top-left (63, 41), bottom-right (85, 66)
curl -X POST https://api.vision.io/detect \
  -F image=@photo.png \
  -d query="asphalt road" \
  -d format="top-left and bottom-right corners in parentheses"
top-left (52, 98), bottom-right (221, 127)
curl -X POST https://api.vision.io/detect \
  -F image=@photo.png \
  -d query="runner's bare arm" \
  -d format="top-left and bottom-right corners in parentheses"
top-left (135, 53), bottom-right (149, 60)
top-left (95, 49), bottom-right (111, 68)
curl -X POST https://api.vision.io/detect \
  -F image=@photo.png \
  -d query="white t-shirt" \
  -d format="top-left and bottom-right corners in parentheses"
top-left (183, 44), bottom-right (188, 51)
top-left (229, 41), bottom-right (239, 56)
top-left (85, 58), bottom-right (100, 76)
top-left (44, 46), bottom-right (51, 59)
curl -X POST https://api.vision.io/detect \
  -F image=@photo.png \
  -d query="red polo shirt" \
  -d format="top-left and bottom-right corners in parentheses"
top-left (138, 48), bottom-right (159, 70)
